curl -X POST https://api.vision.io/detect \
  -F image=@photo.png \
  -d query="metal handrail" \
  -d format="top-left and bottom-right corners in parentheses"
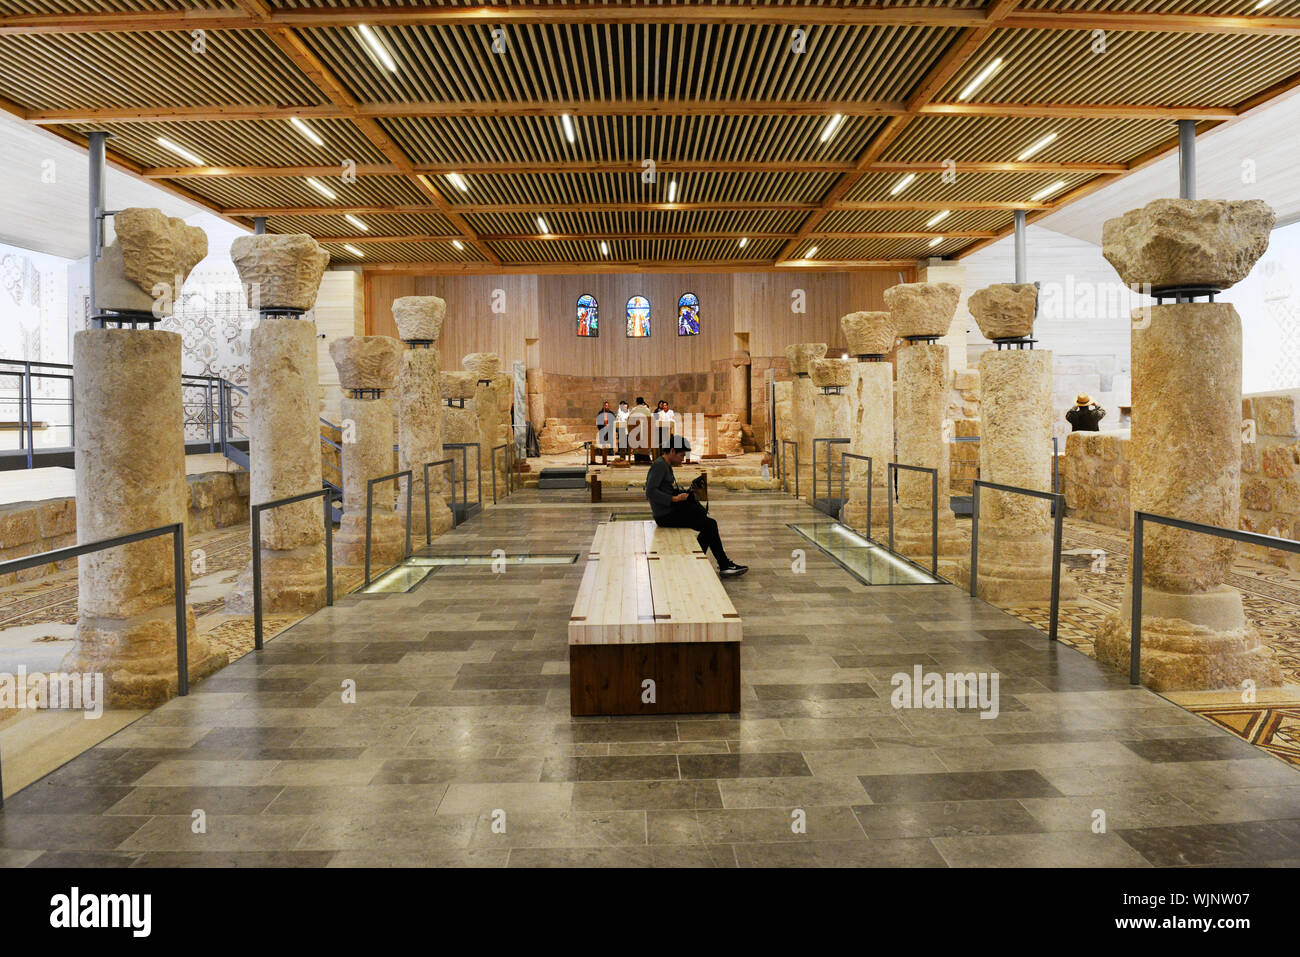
top-left (490, 442), bottom-right (512, 504)
top-left (839, 452), bottom-right (874, 541)
top-left (250, 486), bottom-right (335, 650)
top-left (443, 442), bottom-right (483, 512)
top-left (421, 457), bottom-right (459, 542)
top-left (970, 479), bottom-right (1065, 642)
top-left (0, 521), bottom-right (190, 802)
top-left (1129, 512), bottom-right (1300, 686)
top-left (887, 462), bottom-right (939, 576)
top-left (778, 439), bottom-right (799, 499)
top-left (364, 469), bottom-right (413, 586)
top-left (812, 437), bottom-right (850, 514)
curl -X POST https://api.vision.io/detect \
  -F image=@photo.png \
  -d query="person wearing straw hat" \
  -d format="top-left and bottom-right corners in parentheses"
top-left (1066, 393), bottom-right (1106, 432)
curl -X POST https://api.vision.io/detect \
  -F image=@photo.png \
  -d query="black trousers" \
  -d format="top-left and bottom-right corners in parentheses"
top-left (655, 495), bottom-right (730, 566)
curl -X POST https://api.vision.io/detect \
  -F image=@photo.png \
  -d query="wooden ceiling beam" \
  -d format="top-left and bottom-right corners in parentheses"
top-left (7, 5), bottom-right (1300, 35)
top-left (222, 199), bottom-right (1043, 216)
top-left (32, 101), bottom-right (1240, 125)
top-left (313, 229), bottom-right (997, 244)
top-left (363, 258), bottom-right (922, 276)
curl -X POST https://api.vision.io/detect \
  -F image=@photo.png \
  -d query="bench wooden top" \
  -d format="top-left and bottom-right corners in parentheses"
top-left (570, 522), bottom-right (741, 646)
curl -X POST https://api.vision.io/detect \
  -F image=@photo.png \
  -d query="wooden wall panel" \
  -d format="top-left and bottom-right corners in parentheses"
top-left (537, 273), bottom-right (733, 377)
top-left (364, 268), bottom-right (909, 376)
top-left (366, 272), bottom-right (538, 372)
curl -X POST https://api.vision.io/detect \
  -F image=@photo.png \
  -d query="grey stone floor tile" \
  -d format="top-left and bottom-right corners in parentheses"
top-left (932, 831), bottom-right (1152, 867)
top-left (851, 799), bottom-right (1045, 839)
top-left (1116, 820), bottom-right (1300, 866)
top-left (859, 769), bottom-right (1063, 803)
top-left (570, 780), bottom-right (724, 811)
top-left (732, 839), bottom-right (946, 867)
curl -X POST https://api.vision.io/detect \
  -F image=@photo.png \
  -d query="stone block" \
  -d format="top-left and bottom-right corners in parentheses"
top-left (840, 311), bottom-right (896, 356)
top-left (784, 343), bottom-right (827, 376)
top-left (884, 281), bottom-right (960, 338)
top-left (1241, 442), bottom-right (1259, 474)
top-left (1242, 478), bottom-right (1274, 512)
top-left (968, 283), bottom-right (1037, 339)
top-left (809, 358), bottom-right (851, 389)
top-left (0, 505), bottom-right (40, 546)
top-left (330, 336), bottom-right (404, 392)
top-left (37, 498), bottom-right (76, 538)
top-left (95, 207), bottom-right (207, 316)
top-left (1261, 445), bottom-right (1297, 479)
top-left (463, 352), bottom-right (501, 379)
top-left (1101, 198), bottom-right (1275, 290)
top-left (1254, 394), bottom-right (1299, 437)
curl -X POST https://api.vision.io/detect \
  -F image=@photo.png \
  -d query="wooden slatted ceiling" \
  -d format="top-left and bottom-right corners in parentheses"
top-left (0, 2), bottom-right (1297, 272)
top-left (296, 23), bottom-right (958, 104)
top-left (381, 114), bottom-right (887, 166)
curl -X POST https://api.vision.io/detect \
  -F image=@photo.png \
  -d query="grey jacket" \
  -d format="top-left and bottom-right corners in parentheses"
top-left (645, 456), bottom-right (681, 518)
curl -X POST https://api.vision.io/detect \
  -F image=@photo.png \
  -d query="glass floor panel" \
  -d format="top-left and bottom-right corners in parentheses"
top-left (359, 553), bottom-right (579, 593)
top-left (787, 522), bottom-right (943, 586)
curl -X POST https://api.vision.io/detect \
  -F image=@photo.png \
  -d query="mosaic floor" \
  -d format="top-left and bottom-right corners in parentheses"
top-left (1, 492), bottom-right (1297, 867)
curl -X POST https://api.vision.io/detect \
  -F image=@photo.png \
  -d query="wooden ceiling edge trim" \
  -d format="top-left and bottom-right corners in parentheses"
top-left (361, 259), bottom-right (922, 275)
top-left (6, 7), bottom-right (1300, 33)
top-left (317, 230), bottom-right (998, 243)
top-left (0, 103), bottom-right (253, 233)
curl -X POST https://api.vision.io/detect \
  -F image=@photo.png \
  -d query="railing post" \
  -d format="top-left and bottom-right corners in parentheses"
top-left (450, 459), bottom-right (459, 528)
top-left (364, 481), bottom-right (374, 586)
top-left (1049, 491), bottom-right (1063, 641)
top-left (866, 457), bottom-right (873, 542)
top-left (930, 468), bottom-right (939, 577)
top-left (172, 523), bottom-right (189, 696)
top-left (404, 472), bottom-right (412, 559)
top-left (23, 362), bottom-right (33, 468)
top-left (424, 464), bottom-right (432, 546)
top-left (252, 506), bottom-right (263, 650)
top-left (969, 481), bottom-right (981, 598)
top-left (887, 463), bottom-right (895, 554)
top-left (1130, 512), bottom-right (1144, 686)
top-left (323, 491), bottom-right (334, 606)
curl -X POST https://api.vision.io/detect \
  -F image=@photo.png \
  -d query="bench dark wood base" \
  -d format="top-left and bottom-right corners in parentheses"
top-left (569, 642), bottom-right (740, 716)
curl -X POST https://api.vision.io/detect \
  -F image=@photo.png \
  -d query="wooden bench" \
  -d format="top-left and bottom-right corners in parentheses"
top-left (569, 520), bottom-right (741, 715)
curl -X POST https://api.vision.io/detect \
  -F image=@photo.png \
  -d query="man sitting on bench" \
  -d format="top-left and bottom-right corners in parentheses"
top-left (646, 436), bottom-right (748, 578)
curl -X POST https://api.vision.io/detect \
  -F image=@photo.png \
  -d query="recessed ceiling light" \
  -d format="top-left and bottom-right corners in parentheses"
top-left (1030, 179), bottom-right (1067, 201)
top-left (447, 172), bottom-right (469, 192)
top-left (926, 209), bottom-right (951, 227)
top-left (357, 24), bottom-right (397, 73)
top-left (537, 216), bottom-right (550, 234)
top-left (561, 114), bottom-right (576, 144)
top-left (889, 173), bottom-right (916, 195)
top-left (1256, 0), bottom-right (1273, 7)
top-left (738, 237), bottom-right (748, 249)
top-left (805, 245), bottom-right (819, 260)
top-left (289, 117), bottom-right (325, 147)
top-left (343, 244), bottom-right (363, 257)
top-left (928, 236), bottom-right (943, 248)
top-left (344, 214), bottom-right (368, 231)
top-left (306, 177), bottom-right (337, 200)
top-left (820, 114), bottom-right (844, 143)
top-left (667, 179), bottom-right (678, 202)
top-left (600, 241), bottom-right (609, 256)
top-left (452, 239), bottom-right (465, 251)
top-left (1017, 131), bottom-right (1058, 161)
top-left (156, 136), bottom-right (203, 165)
top-left (958, 57), bottom-right (1003, 101)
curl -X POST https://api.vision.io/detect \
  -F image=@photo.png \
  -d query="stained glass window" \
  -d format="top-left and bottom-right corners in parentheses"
top-left (626, 295), bottom-right (650, 337)
top-left (577, 294), bottom-right (598, 337)
top-left (677, 292), bottom-right (700, 336)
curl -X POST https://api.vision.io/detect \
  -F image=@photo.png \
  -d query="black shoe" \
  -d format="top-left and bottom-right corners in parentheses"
top-left (719, 563), bottom-right (748, 578)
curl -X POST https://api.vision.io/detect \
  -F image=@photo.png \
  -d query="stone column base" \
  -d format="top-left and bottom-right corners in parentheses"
top-left (225, 545), bottom-right (327, 615)
top-left (402, 483), bottom-right (455, 541)
top-left (958, 532), bottom-right (1080, 604)
top-left (1095, 585), bottom-right (1281, 691)
top-left (841, 493), bottom-right (890, 539)
top-left (333, 512), bottom-right (406, 569)
top-left (891, 504), bottom-right (965, 578)
top-left (62, 606), bottom-right (226, 709)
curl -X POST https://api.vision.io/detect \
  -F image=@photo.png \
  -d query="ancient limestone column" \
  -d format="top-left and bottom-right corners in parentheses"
top-left (841, 311), bottom-right (896, 533)
top-left (1095, 198), bottom-right (1280, 690)
top-left (331, 336), bottom-right (406, 569)
top-left (65, 209), bottom-right (223, 707)
top-left (809, 358), bottom-right (853, 504)
top-left (886, 282), bottom-right (965, 572)
top-left (964, 284), bottom-right (1071, 602)
top-left (730, 350), bottom-right (751, 424)
top-left (442, 371), bottom-right (479, 506)
top-left (394, 296), bottom-right (453, 542)
top-left (784, 342), bottom-right (826, 501)
top-left (226, 234), bottom-right (331, 615)
top-left (463, 353), bottom-right (511, 500)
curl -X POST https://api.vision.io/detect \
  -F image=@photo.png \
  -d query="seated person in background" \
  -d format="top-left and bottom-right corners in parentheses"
top-left (646, 436), bottom-right (748, 578)
top-left (628, 397), bottom-right (652, 463)
top-left (1066, 393), bottom-right (1106, 432)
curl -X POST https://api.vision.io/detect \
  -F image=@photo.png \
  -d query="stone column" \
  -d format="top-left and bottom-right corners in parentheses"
top-left (809, 359), bottom-right (853, 504)
top-left (65, 209), bottom-right (223, 708)
top-left (462, 353), bottom-right (509, 501)
top-left (841, 311), bottom-right (896, 533)
top-left (394, 296), bottom-right (453, 542)
top-left (1095, 198), bottom-right (1279, 690)
top-left (784, 342), bottom-right (826, 502)
top-left (886, 283), bottom-right (965, 573)
top-left (331, 337), bottom-right (406, 568)
top-left (226, 234), bottom-right (331, 615)
top-left (730, 350), bottom-right (751, 423)
top-left (963, 284), bottom-right (1075, 602)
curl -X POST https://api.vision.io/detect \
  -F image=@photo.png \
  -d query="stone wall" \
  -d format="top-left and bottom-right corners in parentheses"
top-left (1060, 429), bottom-right (1132, 530)
top-left (1240, 389), bottom-right (1300, 570)
top-left (0, 469), bottom-right (250, 587)
top-left (749, 355), bottom-right (791, 451)
top-left (948, 367), bottom-right (980, 495)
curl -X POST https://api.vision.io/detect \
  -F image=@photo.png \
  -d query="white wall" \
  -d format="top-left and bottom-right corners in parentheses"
top-left (1225, 218), bottom-right (1300, 395)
